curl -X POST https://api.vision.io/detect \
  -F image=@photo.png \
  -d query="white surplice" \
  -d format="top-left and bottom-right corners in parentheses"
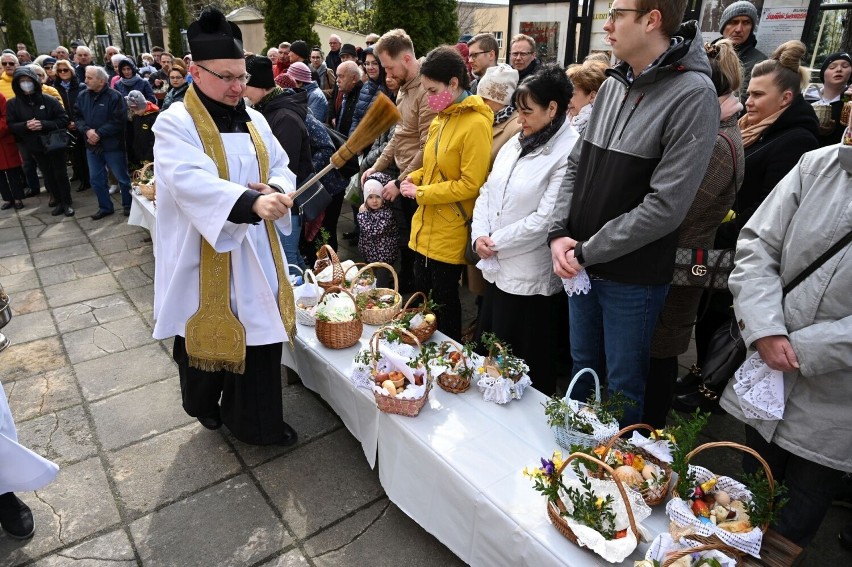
top-left (151, 104), bottom-right (297, 345)
top-left (0, 383), bottom-right (59, 493)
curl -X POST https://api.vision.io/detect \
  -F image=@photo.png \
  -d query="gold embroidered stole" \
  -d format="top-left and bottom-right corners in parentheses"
top-left (183, 84), bottom-right (296, 374)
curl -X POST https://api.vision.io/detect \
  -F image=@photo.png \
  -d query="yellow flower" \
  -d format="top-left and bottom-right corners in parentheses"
top-left (477, 367), bottom-right (485, 374)
top-left (551, 450), bottom-right (564, 470)
top-left (595, 497), bottom-right (604, 509)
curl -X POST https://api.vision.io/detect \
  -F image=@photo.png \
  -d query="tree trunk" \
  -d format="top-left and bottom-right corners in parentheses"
top-left (842, 10), bottom-right (852, 55)
top-left (140, 0), bottom-right (165, 48)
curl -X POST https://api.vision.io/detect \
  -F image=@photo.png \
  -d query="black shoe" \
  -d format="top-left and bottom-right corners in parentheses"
top-left (674, 365), bottom-right (703, 395)
top-left (14, 201), bottom-right (24, 210)
top-left (50, 204), bottom-right (64, 216)
top-left (0, 492), bottom-right (35, 540)
top-left (198, 415), bottom-right (223, 430)
top-left (48, 198), bottom-right (57, 208)
top-left (123, 207), bottom-right (131, 217)
top-left (23, 188), bottom-right (37, 198)
top-left (672, 388), bottom-right (724, 414)
top-left (75, 183), bottom-right (90, 193)
top-left (277, 421), bottom-right (298, 447)
top-left (840, 523), bottom-right (852, 550)
top-left (0, 202), bottom-right (11, 210)
top-left (64, 206), bottom-right (75, 217)
top-left (343, 230), bottom-right (358, 241)
top-left (91, 210), bottom-right (114, 221)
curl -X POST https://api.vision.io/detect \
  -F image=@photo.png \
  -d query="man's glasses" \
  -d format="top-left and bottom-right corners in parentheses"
top-left (607, 8), bottom-right (649, 22)
top-left (197, 64), bottom-right (250, 85)
top-left (509, 51), bottom-right (533, 58)
top-left (468, 51), bottom-right (490, 59)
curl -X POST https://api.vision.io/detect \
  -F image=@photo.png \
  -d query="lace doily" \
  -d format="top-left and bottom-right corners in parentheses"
top-left (472, 353), bottom-right (533, 403)
top-left (349, 340), bottom-right (419, 389)
top-left (644, 533), bottom-right (738, 567)
top-left (476, 256), bottom-right (501, 276)
top-left (562, 269), bottom-right (591, 296)
top-left (733, 352), bottom-right (785, 420)
top-left (666, 465), bottom-right (763, 558)
top-left (564, 399), bottom-right (621, 442)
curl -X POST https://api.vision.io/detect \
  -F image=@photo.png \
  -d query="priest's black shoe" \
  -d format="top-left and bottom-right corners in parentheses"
top-left (197, 415), bottom-right (223, 430)
top-left (277, 421), bottom-right (298, 447)
top-left (91, 210), bottom-right (114, 220)
top-left (50, 205), bottom-right (64, 216)
top-left (0, 492), bottom-right (35, 540)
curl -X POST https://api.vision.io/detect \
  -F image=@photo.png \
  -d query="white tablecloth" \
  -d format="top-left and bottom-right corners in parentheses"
top-left (291, 322), bottom-right (670, 566)
top-left (128, 192), bottom-right (157, 255)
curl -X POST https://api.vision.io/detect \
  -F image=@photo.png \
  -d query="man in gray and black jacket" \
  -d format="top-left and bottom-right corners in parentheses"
top-left (548, 0), bottom-right (719, 425)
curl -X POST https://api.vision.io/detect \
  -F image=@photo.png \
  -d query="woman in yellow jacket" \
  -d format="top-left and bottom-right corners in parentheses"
top-left (400, 46), bottom-right (493, 339)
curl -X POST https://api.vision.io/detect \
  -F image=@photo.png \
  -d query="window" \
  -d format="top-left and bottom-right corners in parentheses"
top-left (493, 31), bottom-right (504, 49)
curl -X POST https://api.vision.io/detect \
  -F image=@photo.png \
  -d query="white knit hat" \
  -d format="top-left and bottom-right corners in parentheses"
top-left (477, 64), bottom-right (519, 107)
top-left (364, 179), bottom-right (384, 198)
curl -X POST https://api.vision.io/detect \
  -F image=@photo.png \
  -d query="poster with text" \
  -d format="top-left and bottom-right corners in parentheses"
top-left (754, 7), bottom-right (808, 56)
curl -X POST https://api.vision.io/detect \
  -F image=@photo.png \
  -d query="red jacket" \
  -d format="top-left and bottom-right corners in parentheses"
top-left (0, 93), bottom-right (22, 170)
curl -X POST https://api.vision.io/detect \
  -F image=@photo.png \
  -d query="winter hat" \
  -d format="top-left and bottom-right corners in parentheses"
top-left (365, 172), bottom-right (392, 197)
top-left (126, 90), bottom-right (147, 110)
top-left (42, 56), bottom-right (57, 66)
top-left (287, 61), bottom-right (313, 84)
top-left (719, 1), bottom-right (760, 33)
top-left (275, 72), bottom-right (297, 90)
top-left (245, 55), bottom-right (274, 89)
top-left (340, 43), bottom-right (357, 58)
top-left (187, 7), bottom-right (244, 61)
top-left (820, 52), bottom-right (852, 84)
top-left (477, 64), bottom-right (519, 106)
top-left (290, 40), bottom-right (310, 61)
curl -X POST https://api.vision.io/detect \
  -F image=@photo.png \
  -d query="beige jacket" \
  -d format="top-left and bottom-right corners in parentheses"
top-left (373, 69), bottom-right (436, 180)
top-left (490, 111), bottom-right (521, 166)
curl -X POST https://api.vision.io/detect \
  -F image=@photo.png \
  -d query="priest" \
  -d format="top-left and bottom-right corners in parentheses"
top-left (152, 7), bottom-right (298, 446)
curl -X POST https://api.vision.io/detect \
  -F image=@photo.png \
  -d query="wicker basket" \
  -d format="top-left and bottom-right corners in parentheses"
top-left (436, 340), bottom-right (472, 393)
top-left (588, 423), bottom-right (673, 507)
top-left (295, 269), bottom-right (320, 327)
top-left (547, 452), bottom-right (641, 548)
top-left (659, 542), bottom-right (743, 567)
top-left (314, 244), bottom-right (345, 290)
top-left (353, 263), bottom-right (402, 326)
top-left (343, 262), bottom-right (375, 295)
top-left (482, 341), bottom-right (524, 382)
top-left (314, 286), bottom-right (363, 349)
top-left (392, 291), bottom-right (437, 345)
top-left (370, 326), bottom-right (431, 416)
top-left (133, 162), bottom-right (156, 201)
top-left (552, 368), bottom-right (619, 450)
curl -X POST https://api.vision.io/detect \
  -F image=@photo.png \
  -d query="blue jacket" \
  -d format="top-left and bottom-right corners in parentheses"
top-left (349, 78), bottom-right (383, 136)
top-left (304, 81), bottom-right (328, 123)
top-left (114, 60), bottom-right (157, 104)
top-left (74, 84), bottom-right (128, 153)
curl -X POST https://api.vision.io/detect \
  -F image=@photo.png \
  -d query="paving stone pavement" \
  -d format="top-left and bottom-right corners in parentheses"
top-left (1, 192), bottom-right (850, 566)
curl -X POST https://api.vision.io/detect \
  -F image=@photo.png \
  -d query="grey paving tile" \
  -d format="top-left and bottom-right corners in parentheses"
top-left (89, 378), bottom-right (191, 450)
top-left (0, 458), bottom-right (121, 563)
top-left (24, 219), bottom-right (85, 240)
top-left (38, 257), bottom-right (111, 286)
top-left (85, 219), bottom-right (146, 241)
top-left (0, 214), bottom-right (21, 228)
top-left (125, 283), bottom-right (154, 313)
top-left (129, 475), bottom-right (291, 567)
top-left (0, 239), bottom-right (27, 258)
top-left (109, 422), bottom-right (241, 517)
top-left (2, 309), bottom-right (57, 343)
top-left (74, 343), bottom-right (175, 401)
top-left (3, 367), bottom-right (82, 422)
top-left (139, 260), bottom-right (155, 279)
top-left (0, 268), bottom-right (40, 293)
top-left (30, 530), bottom-right (136, 566)
top-left (92, 235), bottom-right (131, 256)
top-left (62, 314), bottom-right (156, 364)
top-left (114, 265), bottom-right (154, 290)
top-left (305, 500), bottom-right (465, 567)
top-left (0, 336), bottom-right (67, 382)
top-left (33, 243), bottom-right (98, 269)
top-left (258, 549), bottom-right (311, 567)
top-left (255, 429), bottom-right (384, 540)
top-left (0, 225), bottom-right (25, 241)
top-left (52, 293), bottom-right (136, 334)
top-left (15, 404), bottom-right (97, 465)
top-left (0, 252), bottom-right (35, 275)
top-left (101, 246), bottom-right (153, 272)
top-left (231, 385), bottom-right (342, 467)
top-left (9, 287), bottom-right (49, 314)
top-left (44, 273), bottom-right (121, 308)
top-left (27, 231), bottom-right (91, 254)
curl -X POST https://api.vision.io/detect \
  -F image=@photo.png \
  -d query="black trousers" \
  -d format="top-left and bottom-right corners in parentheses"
top-left (392, 195), bottom-right (417, 290)
top-left (642, 355), bottom-right (679, 429)
top-left (69, 131), bottom-right (90, 187)
top-left (476, 281), bottom-right (566, 396)
top-left (321, 190), bottom-right (345, 252)
top-left (412, 252), bottom-right (464, 341)
top-left (0, 167), bottom-right (25, 202)
top-left (32, 150), bottom-right (72, 207)
top-left (173, 336), bottom-right (286, 445)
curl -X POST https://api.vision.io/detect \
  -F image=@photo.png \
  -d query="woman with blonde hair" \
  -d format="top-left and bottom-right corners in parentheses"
top-left (566, 62), bottom-right (607, 136)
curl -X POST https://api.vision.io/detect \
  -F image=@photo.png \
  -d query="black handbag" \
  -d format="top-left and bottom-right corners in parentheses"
top-left (698, 226), bottom-right (852, 403)
top-left (39, 129), bottom-right (71, 153)
top-left (323, 125), bottom-right (360, 178)
top-left (294, 181), bottom-right (332, 223)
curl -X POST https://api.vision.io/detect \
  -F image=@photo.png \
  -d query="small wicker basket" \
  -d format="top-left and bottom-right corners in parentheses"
top-left (436, 340), bottom-right (472, 394)
top-left (392, 291), bottom-right (437, 345)
top-left (552, 368), bottom-right (619, 450)
top-left (353, 262), bottom-right (401, 326)
top-left (314, 244), bottom-right (345, 290)
top-left (370, 326), bottom-right (431, 417)
top-left (295, 269), bottom-right (320, 327)
top-left (314, 286), bottom-right (363, 349)
top-left (547, 452), bottom-right (641, 548)
top-left (133, 162), bottom-right (156, 201)
top-left (659, 542), bottom-right (743, 567)
top-left (588, 423), bottom-right (673, 507)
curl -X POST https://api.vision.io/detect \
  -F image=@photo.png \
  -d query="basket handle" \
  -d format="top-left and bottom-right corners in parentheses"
top-left (662, 543), bottom-right (743, 567)
top-left (558, 452), bottom-right (640, 542)
top-left (565, 368), bottom-right (601, 403)
top-left (318, 285), bottom-right (361, 316)
top-left (673, 441), bottom-right (775, 533)
top-left (439, 339), bottom-right (469, 371)
top-left (344, 262), bottom-right (364, 281)
top-left (288, 264), bottom-right (304, 278)
top-left (401, 290), bottom-right (428, 311)
top-left (351, 262), bottom-right (399, 294)
top-left (600, 423), bottom-right (659, 454)
top-left (316, 244), bottom-right (344, 283)
top-left (377, 324), bottom-right (422, 350)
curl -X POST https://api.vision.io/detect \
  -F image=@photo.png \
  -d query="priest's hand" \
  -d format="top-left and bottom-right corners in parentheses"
top-left (252, 193), bottom-right (293, 221)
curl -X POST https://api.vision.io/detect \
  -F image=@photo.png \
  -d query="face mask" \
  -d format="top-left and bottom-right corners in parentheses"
top-left (427, 89), bottom-right (453, 113)
top-left (19, 80), bottom-right (35, 93)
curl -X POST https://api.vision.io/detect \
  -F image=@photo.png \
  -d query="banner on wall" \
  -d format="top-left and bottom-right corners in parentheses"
top-left (754, 7), bottom-right (808, 56)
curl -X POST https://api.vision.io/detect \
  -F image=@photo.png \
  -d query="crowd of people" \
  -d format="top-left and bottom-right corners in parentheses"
top-left (1, 0), bottom-right (850, 553)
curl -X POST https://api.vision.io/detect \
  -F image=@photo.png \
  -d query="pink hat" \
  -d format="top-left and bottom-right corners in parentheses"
top-left (287, 61), bottom-right (313, 84)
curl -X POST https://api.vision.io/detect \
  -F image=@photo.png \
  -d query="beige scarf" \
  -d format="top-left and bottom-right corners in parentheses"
top-left (738, 107), bottom-right (785, 148)
top-left (183, 84), bottom-right (296, 374)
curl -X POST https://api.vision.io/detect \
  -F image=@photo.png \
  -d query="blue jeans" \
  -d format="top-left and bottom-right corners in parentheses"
top-left (87, 149), bottom-right (132, 213)
top-left (280, 213), bottom-right (305, 271)
top-left (568, 279), bottom-right (668, 425)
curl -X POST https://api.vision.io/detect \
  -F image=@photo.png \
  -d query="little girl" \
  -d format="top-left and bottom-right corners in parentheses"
top-left (357, 172), bottom-right (399, 288)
